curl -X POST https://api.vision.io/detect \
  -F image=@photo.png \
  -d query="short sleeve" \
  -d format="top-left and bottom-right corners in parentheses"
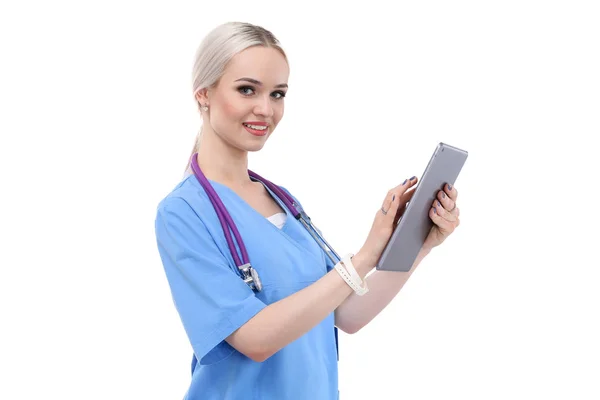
top-left (155, 197), bottom-right (267, 361)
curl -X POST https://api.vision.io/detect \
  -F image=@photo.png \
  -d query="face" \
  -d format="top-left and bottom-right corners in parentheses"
top-left (196, 46), bottom-right (289, 153)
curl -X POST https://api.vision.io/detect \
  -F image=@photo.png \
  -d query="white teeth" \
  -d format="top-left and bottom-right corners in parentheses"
top-left (244, 123), bottom-right (267, 130)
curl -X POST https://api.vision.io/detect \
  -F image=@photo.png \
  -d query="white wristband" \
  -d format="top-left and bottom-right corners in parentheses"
top-left (334, 253), bottom-right (369, 296)
top-left (334, 262), bottom-right (367, 295)
top-left (341, 254), bottom-right (362, 285)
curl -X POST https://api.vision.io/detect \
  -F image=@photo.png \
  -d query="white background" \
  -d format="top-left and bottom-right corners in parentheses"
top-left (1, 0), bottom-right (599, 399)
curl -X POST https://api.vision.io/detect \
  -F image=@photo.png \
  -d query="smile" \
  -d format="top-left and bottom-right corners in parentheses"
top-left (243, 122), bottom-right (269, 137)
top-left (243, 123), bottom-right (268, 130)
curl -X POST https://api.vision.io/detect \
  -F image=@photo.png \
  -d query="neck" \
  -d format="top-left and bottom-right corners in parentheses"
top-left (195, 128), bottom-right (253, 189)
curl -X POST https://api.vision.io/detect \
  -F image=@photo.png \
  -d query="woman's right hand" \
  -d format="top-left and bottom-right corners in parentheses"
top-left (356, 176), bottom-right (419, 271)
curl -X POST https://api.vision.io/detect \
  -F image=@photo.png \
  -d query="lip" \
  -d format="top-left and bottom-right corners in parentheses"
top-left (243, 122), bottom-right (269, 137)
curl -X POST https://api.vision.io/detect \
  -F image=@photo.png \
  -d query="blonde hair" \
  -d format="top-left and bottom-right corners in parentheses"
top-left (185, 22), bottom-right (287, 172)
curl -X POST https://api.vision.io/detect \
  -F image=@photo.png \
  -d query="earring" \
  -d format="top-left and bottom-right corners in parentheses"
top-left (201, 104), bottom-right (209, 112)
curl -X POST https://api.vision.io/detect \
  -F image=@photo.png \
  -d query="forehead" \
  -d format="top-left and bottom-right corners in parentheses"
top-left (221, 46), bottom-right (289, 85)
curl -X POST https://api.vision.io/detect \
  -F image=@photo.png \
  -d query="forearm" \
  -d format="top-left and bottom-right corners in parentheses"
top-left (335, 248), bottom-right (431, 333)
top-left (227, 251), bottom-right (373, 362)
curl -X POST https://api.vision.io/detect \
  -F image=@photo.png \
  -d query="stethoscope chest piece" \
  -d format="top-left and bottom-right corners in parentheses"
top-left (239, 263), bottom-right (262, 292)
top-left (250, 267), bottom-right (262, 292)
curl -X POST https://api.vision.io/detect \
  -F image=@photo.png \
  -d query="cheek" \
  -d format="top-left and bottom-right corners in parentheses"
top-left (222, 101), bottom-right (240, 120)
top-left (211, 94), bottom-right (244, 130)
top-left (220, 96), bottom-right (246, 122)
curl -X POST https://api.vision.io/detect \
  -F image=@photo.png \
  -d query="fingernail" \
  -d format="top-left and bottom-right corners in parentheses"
top-left (442, 192), bottom-right (446, 199)
top-left (402, 179), bottom-right (407, 185)
top-left (448, 184), bottom-right (453, 190)
top-left (437, 200), bottom-right (441, 207)
top-left (433, 207), bottom-right (437, 214)
top-left (410, 176), bottom-right (416, 181)
top-left (392, 195), bottom-right (395, 201)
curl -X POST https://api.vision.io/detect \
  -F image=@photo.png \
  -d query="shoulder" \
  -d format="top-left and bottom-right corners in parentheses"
top-left (155, 174), bottom-right (214, 224)
top-left (276, 184), bottom-right (304, 208)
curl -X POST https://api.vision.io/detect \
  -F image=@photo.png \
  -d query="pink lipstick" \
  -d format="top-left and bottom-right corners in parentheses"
top-left (242, 121), bottom-right (269, 137)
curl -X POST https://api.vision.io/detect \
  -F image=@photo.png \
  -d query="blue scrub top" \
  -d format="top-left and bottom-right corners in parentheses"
top-left (155, 174), bottom-right (339, 400)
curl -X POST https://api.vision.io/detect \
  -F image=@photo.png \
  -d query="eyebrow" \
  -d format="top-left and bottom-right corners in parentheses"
top-left (234, 77), bottom-right (288, 89)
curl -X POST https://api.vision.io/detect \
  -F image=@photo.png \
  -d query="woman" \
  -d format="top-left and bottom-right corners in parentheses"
top-left (155, 21), bottom-right (460, 400)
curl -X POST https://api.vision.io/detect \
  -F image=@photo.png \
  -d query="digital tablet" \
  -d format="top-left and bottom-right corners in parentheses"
top-left (376, 142), bottom-right (468, 272)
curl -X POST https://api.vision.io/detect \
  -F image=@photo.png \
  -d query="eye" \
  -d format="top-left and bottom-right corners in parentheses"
top-left (237, 86), bottom-right (255, 96)
top-left (271, 91), bottom-right (286, 99)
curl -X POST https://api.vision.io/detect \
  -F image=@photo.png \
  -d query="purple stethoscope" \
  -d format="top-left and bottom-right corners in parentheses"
top-left (190, 153), bottom-right (341, 293)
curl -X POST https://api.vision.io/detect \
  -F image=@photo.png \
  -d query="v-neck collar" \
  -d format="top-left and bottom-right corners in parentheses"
top-left (188, 175), bottom-right (325, 267)
top-left (205, 177), bottom-right (292, 231)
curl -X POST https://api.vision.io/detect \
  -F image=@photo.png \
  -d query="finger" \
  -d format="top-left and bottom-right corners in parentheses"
top-left (380, 189), bottom-right (401, 220)
top-left (393, 177), bottom-right (417, 205)
top-left (387, 177), bottom-right (418, 208)
top-left (430, 205), bottom-right (455, 234)
top-left (437, 190), bottom-right (456, 214)
top-left (380, 177), bottom-right (418, 222)
top-left (402, 186), bottom-right (416, 202)
top-left (393, 188), bottom-right (416, 225)
top-left (395, 175), bottom-right (418, 191)
top-left (393, 176), bottom-right (418, 198)
top-left (444, 183), bottom-right (458, 202)
top-left (391, 180), bottom-right (417, 225)
top-left (398, 186), bottom-right (416, 209)
top-left (432, 198), bottom-right (457, 223)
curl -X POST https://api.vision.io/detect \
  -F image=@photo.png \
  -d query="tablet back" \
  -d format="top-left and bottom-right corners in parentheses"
top-left (376, 142), bottom-right (468, 272)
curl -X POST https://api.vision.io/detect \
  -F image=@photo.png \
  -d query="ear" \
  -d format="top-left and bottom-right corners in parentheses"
top-left (194, 88), bottom-right (209, 106)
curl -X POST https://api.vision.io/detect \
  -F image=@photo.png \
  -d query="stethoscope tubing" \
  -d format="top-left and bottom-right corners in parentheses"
top-left (190, 153), bottom-right (340, 284)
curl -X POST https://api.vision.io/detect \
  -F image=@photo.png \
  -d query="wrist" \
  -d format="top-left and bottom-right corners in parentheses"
top-left (418, 246), bottom-right (432, 258)
top-left (351, 250), bottom-right (377, 278)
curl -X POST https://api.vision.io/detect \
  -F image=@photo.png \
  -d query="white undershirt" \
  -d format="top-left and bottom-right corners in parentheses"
top-left (267, 212), bottom-right (287, 229)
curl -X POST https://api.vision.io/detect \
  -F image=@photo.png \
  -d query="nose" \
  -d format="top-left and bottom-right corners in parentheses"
top-left (253, 95), bottom-right (274, 118)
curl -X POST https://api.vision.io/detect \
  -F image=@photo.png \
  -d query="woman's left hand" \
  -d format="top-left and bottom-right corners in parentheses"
top-left (422, 183), bottom-right (460, 251)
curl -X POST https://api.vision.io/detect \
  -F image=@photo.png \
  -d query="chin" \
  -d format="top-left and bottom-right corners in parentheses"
top-left (244, 132), bottom-right (271, 152)
top-left (245, 141), bottom-right (268, 152)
